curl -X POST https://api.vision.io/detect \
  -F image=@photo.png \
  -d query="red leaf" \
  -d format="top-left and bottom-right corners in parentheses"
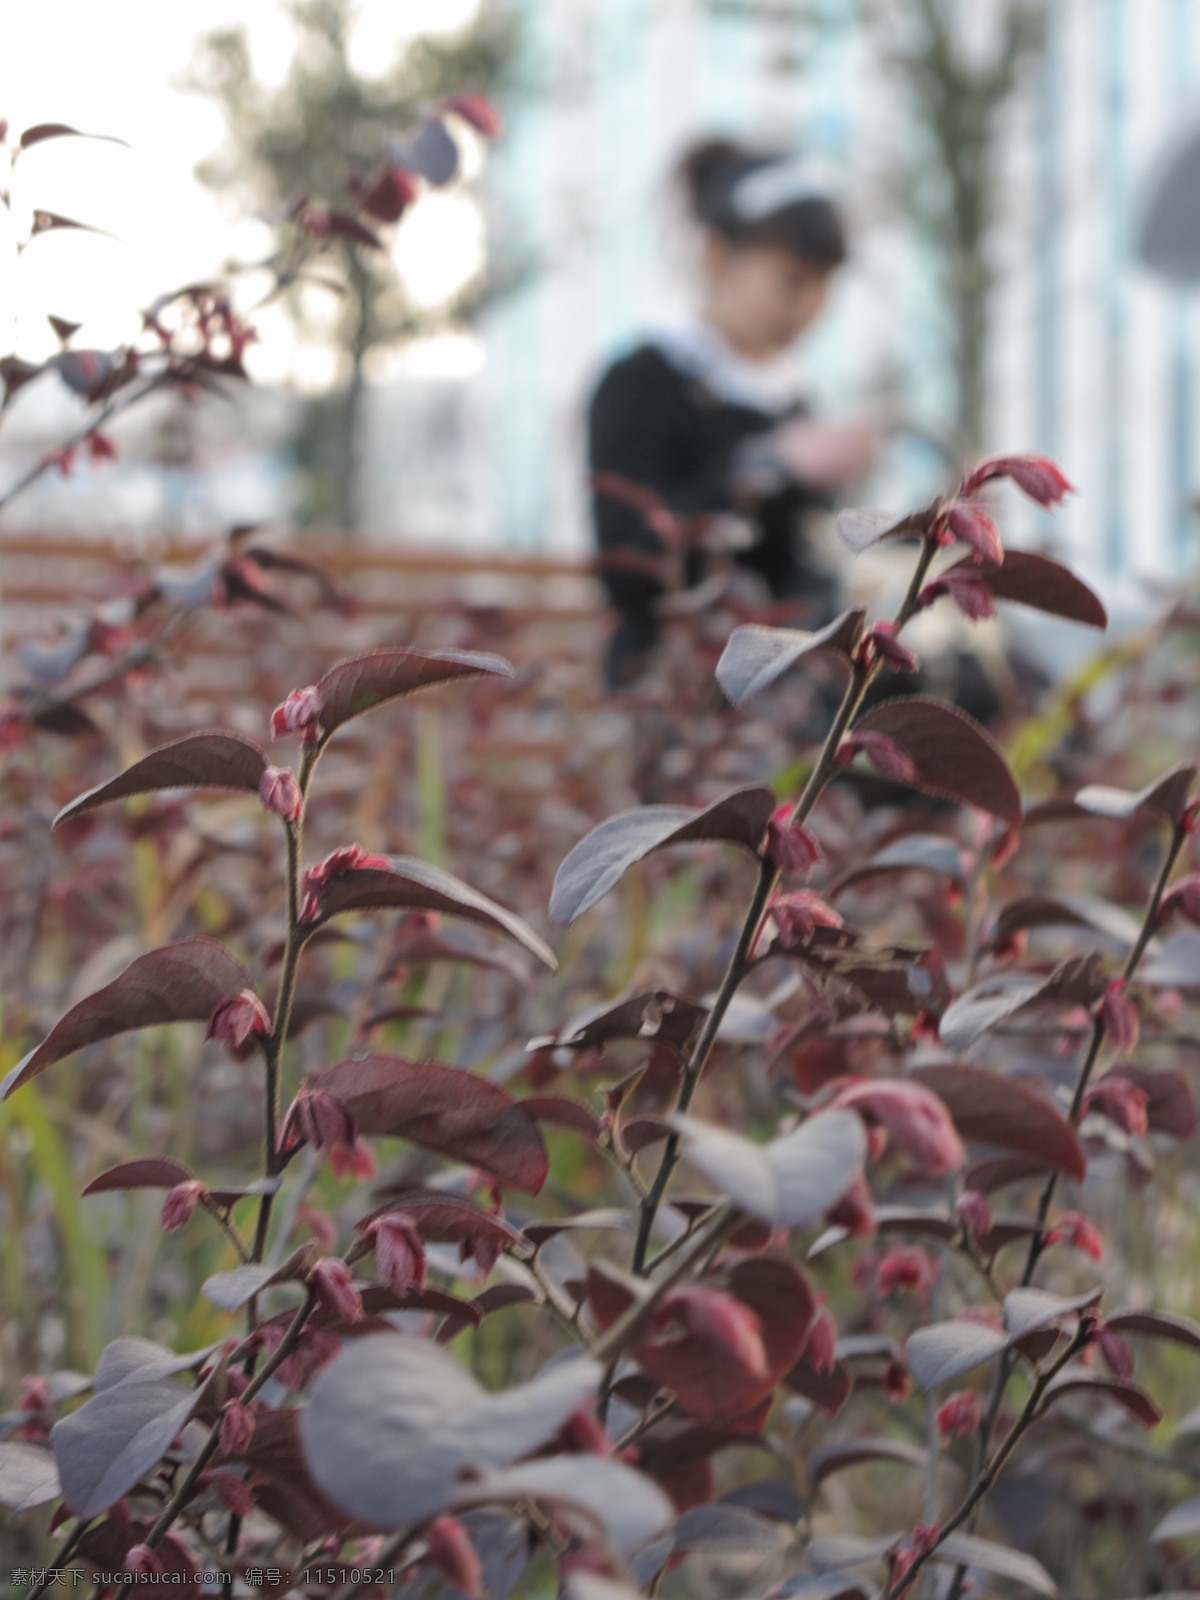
top-left (309, 855), bottom-right (554, 970)
top-left (3, 939), bottom-right (253, 1099)
top-left (1114, 1065), bottom-right (1197, 1138)
top-left (848, 697), bottom-right (1022, 827)
top-left (315, 647), bottom-right (512, 734)
top-left (82, 1159), bottom-right (193, 1196)
top-left (358, 1191), bottom-right (522, 1250)
top-left (519, 1095), bottom-right (601, 1137)
top-left (909, 1063), bottom-right (1086, 1181)
top-left (308, 1054), bottom-right (548, 1193)
top-left (1040, 1370), bottom-right (1162, 1429)
top-left (54, 733), bottom-right (267, 826)
top-left (935, 551), bottom-right (1106, 629)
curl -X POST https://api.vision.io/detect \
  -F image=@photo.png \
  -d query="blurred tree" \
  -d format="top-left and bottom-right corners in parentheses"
top-left (185, 0), bottom-right (517, 533)
top-left (877, 0), bottom-right (1046, 455)
top-left (709, 0), bottom-right (1045, 454)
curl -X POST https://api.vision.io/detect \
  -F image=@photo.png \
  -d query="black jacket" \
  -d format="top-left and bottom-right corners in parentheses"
top-left (588, 341), bottom-right (838, 685)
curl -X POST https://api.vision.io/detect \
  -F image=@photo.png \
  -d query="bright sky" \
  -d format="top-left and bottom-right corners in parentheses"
top-left (0, 0), bottom-right (485, 389)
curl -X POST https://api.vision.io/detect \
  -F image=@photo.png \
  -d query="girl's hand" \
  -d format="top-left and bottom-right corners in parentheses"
top-left (771, 417), bottom-right (879, 489)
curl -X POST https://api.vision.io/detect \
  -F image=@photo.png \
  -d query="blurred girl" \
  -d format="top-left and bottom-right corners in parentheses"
top-left (589, 137), bottom-right (875, 687)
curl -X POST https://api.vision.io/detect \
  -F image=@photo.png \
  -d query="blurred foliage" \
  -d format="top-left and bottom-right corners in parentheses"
top-left (183, 0), bottom-right (520, 531)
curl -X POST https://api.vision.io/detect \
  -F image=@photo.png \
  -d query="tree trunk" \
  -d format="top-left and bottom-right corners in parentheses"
top-left (333, 260), bottom-right (373, 539)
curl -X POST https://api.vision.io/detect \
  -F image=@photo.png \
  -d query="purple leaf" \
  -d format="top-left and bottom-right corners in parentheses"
top-left (715, 609), bottom-right (865, 707)
top-left (936, 954), bottom-right (1106, 1051)
top-left (458, 1457), bottom-right (673, 1559)
top-left (310, 855), bottom-right (555, 971)
top-left (54, 732), bottom-right (267, 826)
top-left (1002, 1287), bottom-right (1103, 1341)
top-left (911, 1063), bottom-right (1087, 1181)
top-left (1073, 763), bottom-right (1197, 824)
top-left (808, 1435), bottom-right (928, 1491)
top-left (905, 1319), bottom-right (1010, 1390)
top-left (671, 1108), bottom-right (866, 1227)
top-left (938, 550), bottom-right (1107, 628)
top-left (848, 697), bottom-right (1022, 827)
top-left (315, 646), bottom-right (512, 734)
top-left (308, 1054), bottom-right (548, 1193)
top-left (51, 1376), bottom-right (204, 1519)
top-left (203, 1245), bottom-right (317, 1313)
top-left (3, 938), bottom-right (253, 1099)
top-left (831, 833), bottom-right (966, 895)
top-left (300, 1334), bottom-right (599, 1529)
top-left (545, 989), bottom-right (709, 1053)
top-left (1104, 1307), bottom-right (1200, 1353)
top-left (550, 786), bottom-right (776, 924)
top-left (836, 501), bottom-right (938, 553)
top-left (82, 1159), bottom-right (193, 1196)
top-left (1040, 1369), bottom-right (1162, 1429)
top-left (389, 119), bottom-right (461, 186)
top-left (19, 122), bottom-right (129, 151)
top-left (0, 1443), bottom-right (60, 1510)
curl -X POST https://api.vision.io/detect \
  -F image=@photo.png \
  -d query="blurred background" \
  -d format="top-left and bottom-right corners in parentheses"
top-left (2, 0), bottom-right (1200, 608)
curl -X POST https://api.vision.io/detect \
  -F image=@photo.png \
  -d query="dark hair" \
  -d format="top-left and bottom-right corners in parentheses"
top-left (677, 137), bottom-right (847, 270)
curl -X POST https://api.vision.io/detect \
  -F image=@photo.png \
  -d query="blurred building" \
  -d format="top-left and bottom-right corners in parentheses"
top-left (467, 0), bottom-right (1200, 614)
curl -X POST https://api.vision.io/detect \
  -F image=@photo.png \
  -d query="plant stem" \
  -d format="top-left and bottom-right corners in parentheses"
top-left (945, 811), bottom-right (1188, 1600)
top-left (111, 1287), bottom-right (319, 1599)
top-left (881, 1326), bottom-right (1087, 1600)
top-left (628, 538), bottom-right (938, 1278)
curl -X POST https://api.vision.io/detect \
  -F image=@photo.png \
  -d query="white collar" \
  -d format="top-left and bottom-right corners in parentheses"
top-left (651, 319), bottom-right (799, 414)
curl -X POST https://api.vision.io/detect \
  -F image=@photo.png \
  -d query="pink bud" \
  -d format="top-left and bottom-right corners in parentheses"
top-left (127, 1545), bottom-right (163, 1576)
top-left (956, 1190), bottom-right (994, 1237)
top-left (1083, 1074), bottom-right (1149, 1136)
top-left (310, 1257), bottom-right (364, 1323)
top-left (458, 1233), bottom-right (504, 1279)
top-left (651, 1287), bottom-right (769, 1381)
top-left (219, 1400), bottom-right (255, 1456)
top-left (427, 1514), bottom-right (483, 1598)
top-left (769, 889), bottom-right (843, 947)
top-left (1045, 1210), bottom-right (1104, 1261)
top-left (961, 452), bottom-right (1075, 507)
top-left (764, 805), bottom-right (823, 876)
top-left (1098, 1325), bottom-right (1135, 1383)
top-left (855, 620), bottom-right (921, 674)
top-left (836, 730), bottom-right (916, 784)
top-left (201, 1466), bottom-right (255, 1517)
top-left (1099, 977), bottom-right (1140, 1055)
top-left (87, 430), bottom-right (118, 463)
top-left (280, 1083), bottom-right (357, 1157)
top-left (205, 989), bottom-right (271, 1058)
top-left (890, 1522), bottom-right (940, 1594)
top-left (877, 1246), bottom-right (937, 1298)
top-left (804, 1304), bottom-right (838, 1373)
top-left (365, 1212), bottom-right (427, 1296)
top-left (298, 1200), bottom-right (338, 1252)
top-left (328, 1137), bottom-right (376, 1180)
top-left (270, 684), bottom-right (323, 741)
top-left (161, 1179), bottom-right (207, 1232)
top-left (938, 499), bottom-right (1003, 565)
top-left (830, 1079), bottom-right (965, 1176)
top-left (259, 765), bottom-right (302, 823)
top-left (920, 565), bottom-right (998, 622)
top-left (936, 1390), bottom-right (983, 1438)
